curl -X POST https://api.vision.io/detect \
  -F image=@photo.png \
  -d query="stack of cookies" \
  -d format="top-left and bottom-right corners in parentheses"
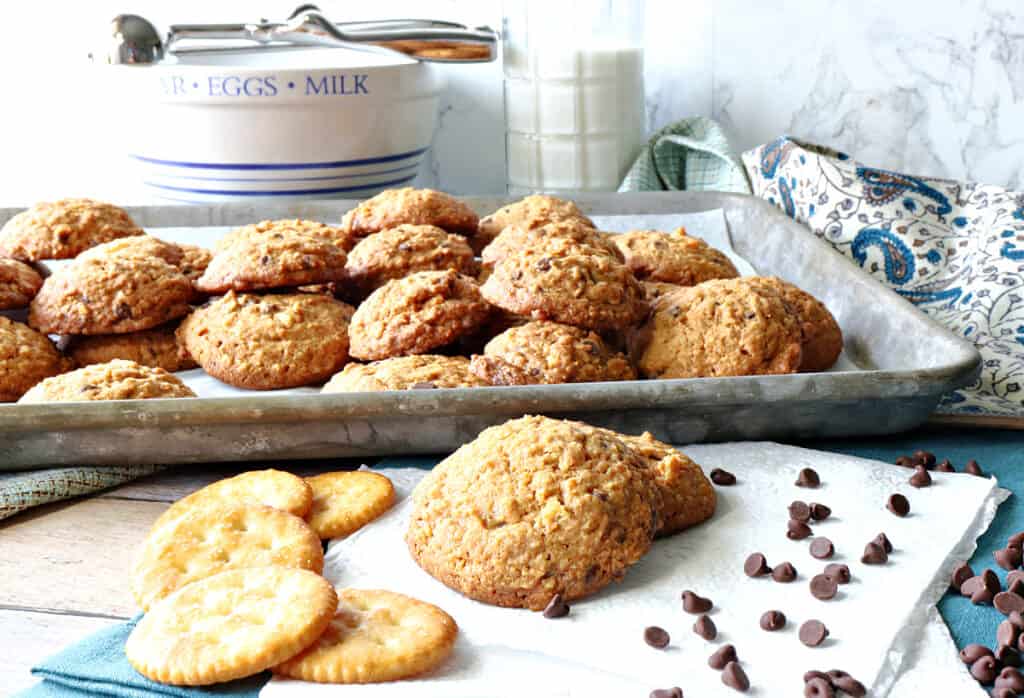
top-left (126, 467), bottom-right (459, 686)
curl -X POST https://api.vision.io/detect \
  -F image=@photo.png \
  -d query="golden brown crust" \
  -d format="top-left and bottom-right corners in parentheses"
top-left (28, 257), bottom-right (193, 335)
top-left (322, 355), bottom-right (488, 392)
top-left (0, 198), bottom-right (144, 261)
top-left (480, 219), bottom-right (624, 268)
top-left (632, 278), bottom-right (803, 378)
top-left (304, 472), bottom-right (396, 539)
top-left (476, 195), bottom-right (594, 252)
top-left (612, 229), bottom-right (739, 286)
top-left (0, 258), bottom-right (43, 310)
top-left (742, 277), bottom-right (843, 371)
top-left (215, 219), bottom-right (358, 253)
top-left (18, 359), bottom-right (195, 403)
top-left (177, 292), bottom-right (351, 390)
top-left (77, 236), bottom-right (212, 296)
top-left (480, 251), bottom-right (646, 331)
top-left (345, 224), bottom-right (476, 294)
top-left (640, 280), bottom-right (684, 302)
top-left (0, 317), bottom-right (70, 402)
top-left (65, 322), bottom-right (197, 373)
top-left (348, 270), bottom-right (491, 360)
top-left (405, 415), bottom-right (660, 610)
top-left (469, 320), bottom-right (636, 385)
top-left (340, 188), bottom-right (479, 240)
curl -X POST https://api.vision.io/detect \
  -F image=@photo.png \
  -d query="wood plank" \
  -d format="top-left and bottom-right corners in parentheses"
top-left (0, 609), bottom-right (118, 694)
top-left (0, 497), bottom-right (166, 618)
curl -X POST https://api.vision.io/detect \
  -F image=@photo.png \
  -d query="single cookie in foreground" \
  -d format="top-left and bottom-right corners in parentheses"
top-left (17, 359), bottom-right (194, 403)
top-left (476, 194), bottom-right (594, 252)
top-left (0, 198), bottom-right (144, 261)
top-left (323, 355), bottom-right (488, 393)
top-left (341, 188), bottom-right (478, 240)
top-left (0, 258), bottom-right (43, 310)
top-left (344, 224), bottom-right (476, 294)
top-left (742, 276), bottom-right (843, 371)
top-left (64, 322), bottom-right (197, 373)
top-left (612, 228), bottom-right (739, 286)
top-left (274, 588), bottom-right (457, 683)
top-left (126, 566), bottom-right (337, 686)
top-left (0, 317), bottom-right (70, 402)
top-left (304, 471), bottom-right (396, 539)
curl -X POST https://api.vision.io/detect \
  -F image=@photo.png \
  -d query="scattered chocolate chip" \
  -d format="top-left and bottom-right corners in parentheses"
top-left (935, 458), bottom-right (956, 473)
top-left (999, 619), bottom-right (1021, 649)
top-left (997, 547), bottom-right (1024, 570)
top-left (998, 645), bottom-right (1023, 668)
top-left (1011, 579), bottom-right (1024, 597)
top-left (693, 614), bottom-right (717, 641)
top-left (887, 493), bottom-right (910, 517)
top-left (710, 468), bottom-right (737, 486)
top-left (789, 501), bottom-right (812, 522)
top-left (810, 537), bottom-right (834, 560)
top-left (804, 677), bottom-right (834, 697)
top-left (644, 626), bottom-right (670, 649)
top-left (973, 655), bottom-right (1000, 684)
top-left (951, 562), bottom-right (975, 591)
top-left (895, 455), bottom-right (914, 467)
top-left (824, 563), bottom-right (851, 584)
top-left (961, 644), bottom-right (995, 664)
top-left (760, 610), bottom-right (786, 631)
top-left (861, 542), bottom-right (888, 565)
top-left (913, 449), bottom-right (936, 467)
top-left (682, 590), bottom-right (713, 614)
top-left (649, 688), bottom-right (683, 698)
top-left (796, 468), bottom-right (821, 488)
top-left (973, 587), bottom-right (996, 605)
top-left (809, 574), bottom-right (838, 601)
top-left (721, 661), bottom-right (749, 692)
top-left (542, 593), bottom-right (569, 618)
top-left (909, 466), bottom-right (932, 488)
top-left (966, 459), bottom-right (985, 477)
top-left (799, 619), bottom-right (830, 646)
top-left (984, 569), bottom-right (1004, 593)
top-left (833, 675), bottom-right (867, 697)
top-left (809, 503), bottom-right (832, 521)
top-left (874, 532), bottom-right (894, 554)
top-left (998, 592), bottom-right (1024, 615)
top-left (744, 553), bottom-right (771, 577)
top-left (787, 519), bottom-right (813, 540)
top-left (997, 666), bottom-right (1024, 693)
top-left (708, 644), bottom-right (738, 670)
top-left (1010, 532), bottom-right (1024, 550)
top-left (772, 561), bottom-right (797, 583)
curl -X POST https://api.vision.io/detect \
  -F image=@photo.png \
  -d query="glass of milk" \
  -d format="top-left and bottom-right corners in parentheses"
top-left (503, 0), bottom-right (646, 195)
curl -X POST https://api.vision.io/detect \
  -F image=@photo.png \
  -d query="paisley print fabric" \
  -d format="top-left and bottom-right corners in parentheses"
top-left (743, 137), bottom-right (1024, 417)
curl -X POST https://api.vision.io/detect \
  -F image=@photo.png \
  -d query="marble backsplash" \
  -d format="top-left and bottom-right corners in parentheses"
top-left (2, 0), bottom-right (1023, 202)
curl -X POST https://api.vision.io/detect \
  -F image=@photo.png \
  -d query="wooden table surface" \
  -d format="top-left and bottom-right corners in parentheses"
top-left (0, 459), bottom-right (367, 695)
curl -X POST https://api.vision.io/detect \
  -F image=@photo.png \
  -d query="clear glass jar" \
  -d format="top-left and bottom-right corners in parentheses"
top-left (503, 0), bottom-right (646, 195)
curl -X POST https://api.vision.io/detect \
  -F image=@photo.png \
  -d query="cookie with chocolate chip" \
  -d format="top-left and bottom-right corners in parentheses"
top-left (18, 359), bottom-right (194, 403)
top-left (323, 355), bottom-right (487, 392)
top-left (0, 198), bottom-right (144, 261)
top-left (340, 188), bottom-right (478, 241)
top-left (0, 316), bottom-right (70, 402)
top-left (345, 224), bottom-right (476, 294)
top-left (0, 258), bottom-right (43, 310)
top-left (742, 276), bottom-right (843, 371)
top-left (476, 195), bottom-right (594, 252)
top-left (612, 228), bottom-right (739, 286)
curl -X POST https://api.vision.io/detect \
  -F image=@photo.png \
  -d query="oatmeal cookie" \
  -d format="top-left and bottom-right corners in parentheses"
top-left (348, 270), bottom-right (491, 360)
top-left (28, 256), bottom-right (193, 335)
top-left (469, 320), bottom-right (635, 385)
top-left (631, 278), bottom-right (803, 378)
top-left (0, 317), bottom-right (69, 402)
top-left (177, 291), bottom-right (351, 390)
top-left (340, 188), bottom-right (478, 240)
top-left (612, 229), bottom-right (739, 286)
top-left (743, 277), bottom-right (843, 371)
top-left (481, 251), bottom-right (645, 331)
top-left (345, 224), bottom-right (476, 294)
top-left (0, 258), bottom-right (43, 310)
top-left (480, 219), bottom-right (623, 268)
top-left (405, 415), bottom-right (661, 609)
top-left (77, 236), bottom-right (212, 289)
top-left (18, 359), bottom-right (195, 403)
top-left (476, 195), bottom-right (594, 251)
top-left (640, 280), bottom-right (683, 302)
top-left (0, 198), bottom-right (144, 261)
top-left (323, 355), bottom-right (487, 392)
top-left (65, 322), bottom-right (197, 373)
top-left (214, 219), bottom-right (357, 253)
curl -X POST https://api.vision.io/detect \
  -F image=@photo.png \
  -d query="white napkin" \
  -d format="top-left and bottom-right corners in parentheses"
top-left (262, 442), bottom-right (1005, 698)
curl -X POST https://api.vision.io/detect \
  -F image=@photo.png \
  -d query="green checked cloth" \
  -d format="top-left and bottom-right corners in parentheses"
top-left (0, 465), bottom-right (165, 521)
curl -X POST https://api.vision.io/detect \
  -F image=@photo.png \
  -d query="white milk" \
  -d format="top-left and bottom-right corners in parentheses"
top-left (504, 43), bottom-right (645, 194)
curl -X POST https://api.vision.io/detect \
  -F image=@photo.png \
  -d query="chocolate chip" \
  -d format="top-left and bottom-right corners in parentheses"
top-left (721, 661), bottom-right (749, 692)
top-left (861, 542), bottom-right (888, 565)
top-left (710, 468), bottom-right (737, 485)
top-left (984, 569), bottom-right (1004, 593)
top-left (951, 562), bottom-right (975, 591)
top-left (874, 532), bottom-right (894, 554)
top-left (410, 381), bottom-right (438, 390)
top-left (824, 563), bottom-right (851, 584)
top-left (895, 455), bottom-right (915, 467)
top-left (966, 459), bottom-right (985, 477)
top-left (934, 458), bottom-right (955, 472)
top-left (887, 493), bottom-right (910, 517)
top-left (973, 655), bottom-right (1000, 684)
top-left (913, 449), bottom-right (936, 467)
top-left (649, 689), bottom-right (683, 698)
top-left (114, 302), bottom-right (133, 319)
top-left (961, 644), bottom-right (994, 664)
top-left (833, 675), bottom-right (866, 697)
top-left (534, 257), bottom-right (552, 271)
top-left (998, 645), bottom-right (1023, 668)
top-left (997, 666), bottom-right (1024, 693)
top-left (804, 677), bottom-right (834, 697)
top-left (787, 519), bottom-right (813, 540)
top-left (708, 643), bottom-right (737, 670)
top-left (799, 619), bottom-right (830, 646)
top-left (1011, 580), bottom-right (1024, 597)
top-left (997, 592), bottom-right (1024, 615)
top-left (973, 587), bottom-right (996, 605)
top-left (644, 625), bottom-right (670, 649)
top-left (1010, 571), bottom-right (1024, 589)
top-left (909, 466), bottom-right (932, 488)
top-left (1010, 532), bottom-right (1024, 550)
top-left (809, 574), bottom-right (838, 600)
top-left (693, 614), bottom-right (717, 640)
top-left (804, 670), bottom-right (831, 683)
top-left (772, 561), bottom-right (797, 583)
top-left (760, 610), bottom-right (786, 631)
top-left (810, 537), bottom-right (834, 560)
top-left (796, 468), bottom-right (820, 488)
top-left (542, 593), bottom-right (569, 618)
top-left (789, 500), bottom-right (812, 522)
top-left (682, 590), bottom-right (713, 614)
top-left (810, 503), bottom-right (832, 521)
top-left (997, 547), bottom-right (1024, 570)
top-left (744, 553), bottom-right (771, 577)
top-left (999, 619), bottom-right (1020, 649)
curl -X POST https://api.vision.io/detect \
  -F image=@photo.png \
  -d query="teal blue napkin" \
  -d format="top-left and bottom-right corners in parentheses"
top-left (21, 616), bottom-right (266, 698)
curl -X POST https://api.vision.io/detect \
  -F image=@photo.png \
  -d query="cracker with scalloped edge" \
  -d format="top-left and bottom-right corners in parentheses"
top-left (304, 471), bottom-right (396, 539)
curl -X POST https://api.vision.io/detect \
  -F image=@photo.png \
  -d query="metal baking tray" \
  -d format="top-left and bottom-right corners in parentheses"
top-left (0, 192), bottom-right (980, 469)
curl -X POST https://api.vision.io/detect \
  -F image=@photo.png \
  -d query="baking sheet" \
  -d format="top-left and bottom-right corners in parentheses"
top-left (263, 444), bottom-right (1005, 697)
